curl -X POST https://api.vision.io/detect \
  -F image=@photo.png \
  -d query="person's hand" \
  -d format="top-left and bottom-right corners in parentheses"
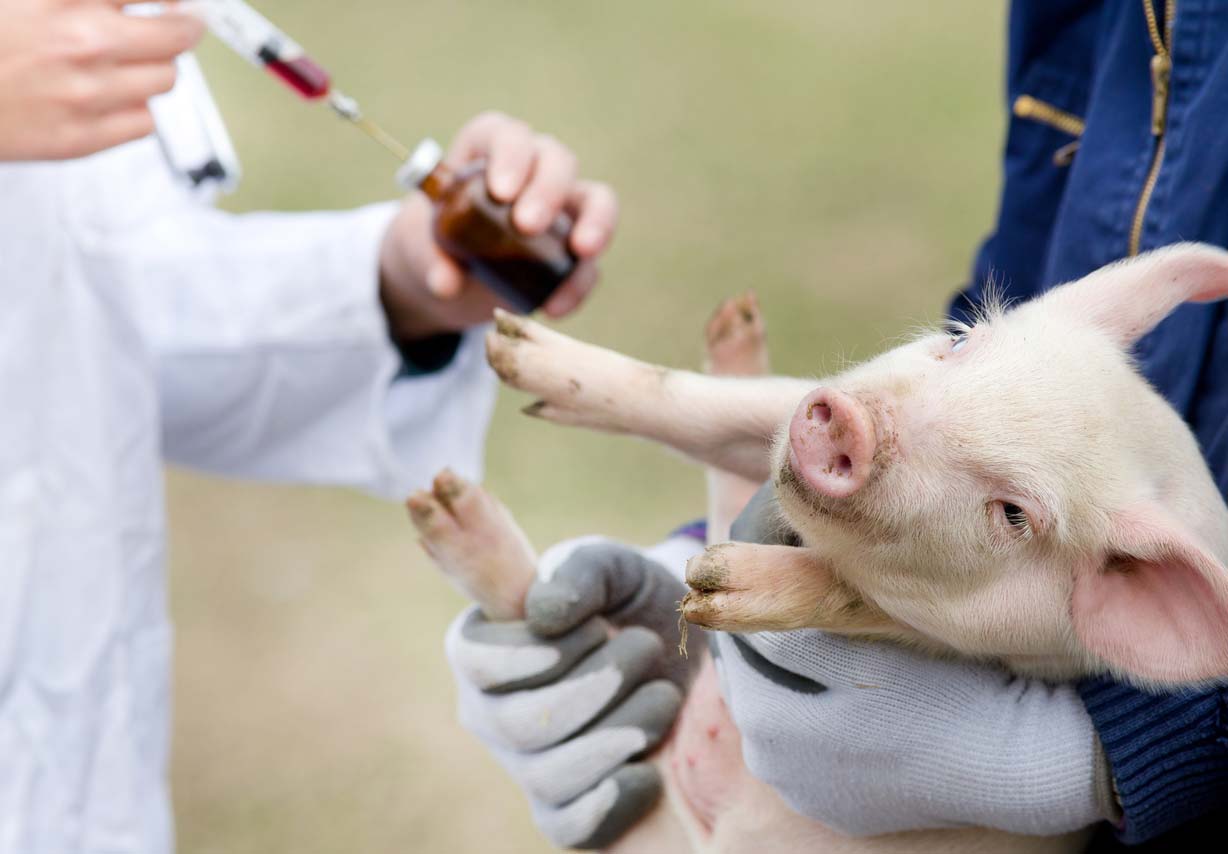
top-left (447, 539), bottom-right (700, 850)
top-left (0, 0), bottom-right (203, 161)
top-left (714, 484), bottom-right (1120, 837)
top-left (379, 111), bottom-right (618, 340)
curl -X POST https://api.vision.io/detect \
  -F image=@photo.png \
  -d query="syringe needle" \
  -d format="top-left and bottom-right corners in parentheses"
top-left (329, 91), bottom-right (411, 162)
top-left (352, 118), bottom-right (413, 162)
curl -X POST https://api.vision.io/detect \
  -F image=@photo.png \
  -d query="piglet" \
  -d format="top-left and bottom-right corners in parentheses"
top-left (412, 275), bottom-right (1148, 851)
top-left (486, 243), bottom-right (1228, 690)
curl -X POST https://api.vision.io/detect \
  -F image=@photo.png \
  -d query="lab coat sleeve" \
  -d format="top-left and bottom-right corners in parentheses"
top-left (153, 201), bottom-right (496, 498)
top-left (92, 165), bottom-right (497, 499)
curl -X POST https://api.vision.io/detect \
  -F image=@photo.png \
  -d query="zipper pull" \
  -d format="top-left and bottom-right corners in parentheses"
top-left (1053, 140), bottom-right (1080, 167)
top-left (1150, 53), bottom-right (1172, 136)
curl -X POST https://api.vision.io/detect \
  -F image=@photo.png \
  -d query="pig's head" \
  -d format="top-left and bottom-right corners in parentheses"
top-left (772, 243), bottom-right (1228, 687)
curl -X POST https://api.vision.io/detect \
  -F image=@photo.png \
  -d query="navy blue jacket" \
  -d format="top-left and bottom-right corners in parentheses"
top-left (949, 0), bottom-right (1228, 844)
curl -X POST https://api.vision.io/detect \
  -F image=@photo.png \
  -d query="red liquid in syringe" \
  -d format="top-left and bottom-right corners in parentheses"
top-left (258, 49), bottom-right (331, 99)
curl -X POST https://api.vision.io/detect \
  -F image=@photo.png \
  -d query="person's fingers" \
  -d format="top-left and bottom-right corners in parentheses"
top-left (59, 0), bottom-right (153, 9)
top-left (55, 104), bottom-right (155, 159)
top-left (85, 62), bottom-right (178, 112)
top-left (527, 545), bottom-right (693, 685)
top-left (447, 111), bottom-right (506, 162)
top-left (527, 544), bottom-right (657, 637)
top-left (446, 606), bottom-right (608, 694)
top-left (592, 679), bottom-right (680, 753)
top-left (565, 180), bottom-right (619, 258)
top-left (532, 763), bottom-right (663, 850)
top-left (541, 260), bottom-right (599, 318)
top-left (512, 134), bottom-right (578, 234)
top-left (448, 111), bottom-right (536, 202)
top-left (528, 544), bottom-right (688, 639)
top-left (482, 120), bottom-right (538, 203)
top-left (487, 627), bottom-right (665, 751)
top-left (103, 12), bottom-right (204, 64)
top-left (94, 102), bottom-right (156, 143)
top-left (517, 680), bottom-right (681, 807)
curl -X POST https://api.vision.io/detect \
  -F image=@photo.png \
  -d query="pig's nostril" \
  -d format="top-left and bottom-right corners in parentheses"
top-left (808, 402), bottom-right (832, 424)
top-left (835, 455), bottom-right (853, 475)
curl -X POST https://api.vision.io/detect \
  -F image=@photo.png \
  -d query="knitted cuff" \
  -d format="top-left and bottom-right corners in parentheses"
top-left (394, 332), bottom-right (464, 377)
top-left (1079, 677), bottom-right (1228, 844)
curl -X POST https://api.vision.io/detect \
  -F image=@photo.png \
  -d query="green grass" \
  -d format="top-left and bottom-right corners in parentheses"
top-left (170, 3), bottom-right (1005, 851)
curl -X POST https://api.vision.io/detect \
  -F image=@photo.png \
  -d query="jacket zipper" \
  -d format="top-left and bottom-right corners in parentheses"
top-left (1128, 0), bottom-right (1175, 256)
top-left (1012, 95), bottom-right (1085, 165)
top-left (1012, 95), bottom-right (1087, 137)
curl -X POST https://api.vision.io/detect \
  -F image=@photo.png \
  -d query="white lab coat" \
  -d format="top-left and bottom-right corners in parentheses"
top-left (0, 73), bottom-right (496, 853)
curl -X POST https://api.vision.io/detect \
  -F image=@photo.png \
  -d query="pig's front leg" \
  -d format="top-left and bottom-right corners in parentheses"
top-left (681, 542), bottom-right (910, 640)
top-left (486, 309), bottom-right (815, 483)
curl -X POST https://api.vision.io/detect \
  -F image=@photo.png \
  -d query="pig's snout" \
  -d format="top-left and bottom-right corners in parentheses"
top-left (788, 388), bottom-right (877, 499)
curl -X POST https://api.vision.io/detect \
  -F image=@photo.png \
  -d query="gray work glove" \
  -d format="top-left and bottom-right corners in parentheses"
top-left (714, 484), bottom-right (1119, 837)
top-left (447, 537), bottom-right (704, 850)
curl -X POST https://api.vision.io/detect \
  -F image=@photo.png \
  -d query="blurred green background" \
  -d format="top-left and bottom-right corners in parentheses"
top-left (168, 2), bottom-right (1005, 851)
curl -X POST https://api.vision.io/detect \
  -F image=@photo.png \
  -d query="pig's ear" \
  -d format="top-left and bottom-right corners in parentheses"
top-left (1049, 243), bottom-right (1228, 347)
top-left (1072, 504), bottom-right (1228, 685)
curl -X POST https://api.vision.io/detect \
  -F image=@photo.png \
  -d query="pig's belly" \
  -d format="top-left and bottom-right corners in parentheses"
top-left (659, 655), bottom-right (1089, 854)
top-left (665, 655), bottom-right (746, 835)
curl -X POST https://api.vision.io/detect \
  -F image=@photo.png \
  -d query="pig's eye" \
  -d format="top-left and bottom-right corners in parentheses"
top-left (942, 322), bottom-right (972, 353)
top-left (991, 500), bottom-right (1033, 540)
top-left (1002, 503), bottom-right (1028, 529)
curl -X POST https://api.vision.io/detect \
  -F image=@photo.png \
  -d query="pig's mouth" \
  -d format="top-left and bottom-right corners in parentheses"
top-left (778, 453), bottom-right (861, 523)
top-left (776, 453), bottom-right (903, 544)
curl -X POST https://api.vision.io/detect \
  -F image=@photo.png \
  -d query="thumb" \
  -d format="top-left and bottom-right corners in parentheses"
top-left (526, 542), bottom-right (686, 639)
top-left (424, 248), bottom-right (467, 299)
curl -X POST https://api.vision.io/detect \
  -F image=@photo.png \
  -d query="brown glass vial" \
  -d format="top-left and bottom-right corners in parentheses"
top-left (397, 139), bottom-right (577, 313)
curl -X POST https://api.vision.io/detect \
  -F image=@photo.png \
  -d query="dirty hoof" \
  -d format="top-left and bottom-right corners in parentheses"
top-left (705, 292), bottom-right (769, 376)
top-left (407, 469), bottom-right (537, 620)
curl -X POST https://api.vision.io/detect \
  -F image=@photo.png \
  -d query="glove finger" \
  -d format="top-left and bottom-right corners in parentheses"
top-left (446, 606), bottom-right (607, 693)
top-left (532, 763), bottom-right (662, 850)
top-left (729, 482), bottom-right (802, 547)
top-left (489, 627), bottom-right (666, 751)
top-left (518, 679), bottom-right (682, 806)
top-left (527, 542), bottom-right (687, 639)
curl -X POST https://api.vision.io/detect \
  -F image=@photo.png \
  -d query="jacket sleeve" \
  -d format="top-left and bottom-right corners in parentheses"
top-left (79, 140), bottom-right (496, 499)
top-left (1078, 677), bottom-right (1228, 845)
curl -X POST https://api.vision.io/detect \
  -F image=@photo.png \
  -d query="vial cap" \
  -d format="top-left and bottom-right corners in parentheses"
top-left (397, 138), bottom-right (444, 191)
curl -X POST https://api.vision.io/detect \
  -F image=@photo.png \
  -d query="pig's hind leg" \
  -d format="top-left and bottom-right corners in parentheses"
top-left (487, 309), bottom-right (813, 483)
top-left (704, 293), bottom-right (772, 542)
top-left (407, 469), bottom-right (537, 621)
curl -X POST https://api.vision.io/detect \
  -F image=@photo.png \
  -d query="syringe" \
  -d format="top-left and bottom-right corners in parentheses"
top-left (184, 0), bottom-right (412, 161)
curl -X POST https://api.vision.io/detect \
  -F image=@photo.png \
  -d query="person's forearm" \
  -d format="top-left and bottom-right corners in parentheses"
top-left (111, 193), bottom-right (492, 493)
